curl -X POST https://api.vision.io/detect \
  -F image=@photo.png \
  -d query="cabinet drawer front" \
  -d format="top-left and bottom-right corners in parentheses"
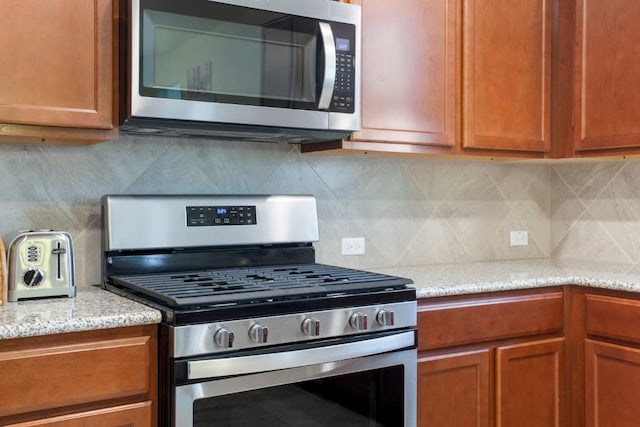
top-left (585, 294), bottom-right (640, 344)
top-left (0, 335), bottom-right (153, 418)
top-left (4, 401), bottom-right (151, 427)
top-left (418, 291), bottom-right (563, 350)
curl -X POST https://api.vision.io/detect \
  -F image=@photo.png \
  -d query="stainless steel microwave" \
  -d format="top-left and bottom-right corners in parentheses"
top-left (121, 0), bottom-right (361, 143)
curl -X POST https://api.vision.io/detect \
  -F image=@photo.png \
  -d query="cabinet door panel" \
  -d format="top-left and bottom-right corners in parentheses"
top-left (585, 339), bottom-right (640, 427)
top-left (350, 0), bottom-right (456, 146)
top-left (418, 349), bottom-right (490, 427)
top-left (575, 0), bottom-right (640, 151)
top-left (0, 0), bottom-right (113, 129)
top-left (463, 0), bottom-right (550, 152)
top-left (496, 338), bottom-right (565, 426)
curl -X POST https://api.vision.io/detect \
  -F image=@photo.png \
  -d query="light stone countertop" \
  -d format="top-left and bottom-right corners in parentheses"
top-left (0, 286), bottom-right (161, 340)
top-left (2, 259), bottom-right (640, 341)
top-left (371, 259), bottom-right (640, 298)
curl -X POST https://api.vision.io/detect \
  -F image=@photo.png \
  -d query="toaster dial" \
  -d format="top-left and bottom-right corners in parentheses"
top-left (23, 269), bottom-right (44, 287)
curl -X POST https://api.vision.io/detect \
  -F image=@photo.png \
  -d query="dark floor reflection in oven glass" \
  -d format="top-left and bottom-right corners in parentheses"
top-left (194, 367), bottom-right (404, 426)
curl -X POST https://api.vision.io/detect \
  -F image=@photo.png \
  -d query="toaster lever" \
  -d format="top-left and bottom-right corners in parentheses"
top-left (52, 243), bottom-right (66, 279)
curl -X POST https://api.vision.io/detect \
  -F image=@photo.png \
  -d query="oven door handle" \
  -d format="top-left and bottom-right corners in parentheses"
top-left (187, 330), bottom-right (415, 380)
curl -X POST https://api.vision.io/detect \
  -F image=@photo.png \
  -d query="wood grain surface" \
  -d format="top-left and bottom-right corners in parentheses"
top-left (0, 237), bottom-right (5, 305)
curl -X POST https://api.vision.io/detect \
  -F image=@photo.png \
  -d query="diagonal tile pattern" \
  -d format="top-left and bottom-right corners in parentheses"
top-left (0, 135), bottom-right (553, 286)
top-left (552, 161), bottom-right (640, 266)
top-left (6, 129), bottom-right (640, 289)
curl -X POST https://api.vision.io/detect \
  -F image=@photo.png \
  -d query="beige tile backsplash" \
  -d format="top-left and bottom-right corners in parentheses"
top-left (551, 161), bottom-right (640, 264)
top-left (2, 134), bottom-right (634, 287)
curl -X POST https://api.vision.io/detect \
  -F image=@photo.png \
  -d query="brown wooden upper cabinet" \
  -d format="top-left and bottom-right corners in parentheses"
top-left (348, 0), bottom-right (457, 148)
top-left (462, 0), bottom-right (551, 153)
top-left (0, 0), bottom-right (117, 144)
top-left (573, 0), bottom-right (640, 153)
top-left (305, 0), bottom-right (551, 157)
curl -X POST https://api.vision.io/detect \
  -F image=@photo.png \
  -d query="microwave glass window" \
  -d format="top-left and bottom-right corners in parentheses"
top-left (142, 10), bottom-right (317, 104)
top-left (192, 366), bottom-right (404, 427)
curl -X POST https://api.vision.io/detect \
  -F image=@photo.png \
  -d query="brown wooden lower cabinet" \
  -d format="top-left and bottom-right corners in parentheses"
top-left (583, 291), bottom-right (640, 427)
top-left (417, 338), bottom-right (565, 427)
top-left (585, 339), bottom-right (640, 427)
top-left (418, 287), bottom-right (640, 427)
top-left (0, 325), bottom-right (157, 426)
top-left (4, 401), bottom-right (152, 427)
top-left (496, 338), bottom-right (566, 426)
top-left (418, 348), bottom-right (491, 426)
top-left (417, 288), bottom-right (566, 426)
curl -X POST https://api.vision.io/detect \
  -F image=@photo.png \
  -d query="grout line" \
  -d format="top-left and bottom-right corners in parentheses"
top-left (549, 166), bottom-right (589, 250)
top-left (121, 139), bottom-right (179, 193)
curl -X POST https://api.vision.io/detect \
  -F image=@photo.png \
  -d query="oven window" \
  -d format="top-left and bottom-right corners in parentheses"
top-left (193, 366), bottom-right (404, 427)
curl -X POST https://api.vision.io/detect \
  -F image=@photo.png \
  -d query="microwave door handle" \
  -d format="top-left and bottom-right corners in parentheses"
top-left (318, 22), bottom-right (336, 110)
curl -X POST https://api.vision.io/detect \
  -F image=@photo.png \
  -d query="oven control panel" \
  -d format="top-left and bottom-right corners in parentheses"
top-left (171, 300), bottom-right (417, 358)
top-left (186, 205), bottom-right (256, 227)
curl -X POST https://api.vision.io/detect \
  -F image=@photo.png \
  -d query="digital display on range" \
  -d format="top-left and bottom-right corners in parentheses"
top-left (186, 205), bottom-right (257, 227)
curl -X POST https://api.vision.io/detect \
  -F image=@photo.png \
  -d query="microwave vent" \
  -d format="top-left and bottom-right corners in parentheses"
top-left (120, 117), bottom-right (348, 144)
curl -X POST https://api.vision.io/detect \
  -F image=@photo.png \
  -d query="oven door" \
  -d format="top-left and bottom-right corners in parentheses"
top-left (174, 331), bottom-right (416, 427)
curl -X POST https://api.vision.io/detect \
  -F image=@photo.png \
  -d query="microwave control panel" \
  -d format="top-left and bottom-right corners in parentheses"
top-left (329, 22), bottom-right (356, 114)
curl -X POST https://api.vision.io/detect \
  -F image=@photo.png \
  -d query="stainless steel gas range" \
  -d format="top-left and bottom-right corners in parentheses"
top-left (101, 194), bottom-right (417, 427)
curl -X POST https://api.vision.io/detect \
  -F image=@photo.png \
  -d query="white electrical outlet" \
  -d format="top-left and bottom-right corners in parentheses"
top-left (341, 237), bottom-right (366, 255)
top-left (510, 230), bottom-right (529, 247)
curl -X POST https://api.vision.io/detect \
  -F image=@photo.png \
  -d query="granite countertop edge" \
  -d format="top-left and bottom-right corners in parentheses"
top-left (0, 286), bottom-right (162, 340)
top-left (3, 259), bottom-right (640, 341)
top-left (370, 259), bottom-right (640, 299)
top-left (410, 276), bottom-right (637, 298)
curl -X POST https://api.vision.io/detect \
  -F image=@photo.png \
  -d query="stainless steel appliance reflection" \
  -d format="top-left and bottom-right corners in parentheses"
top-left (102, 194), bottom-right (417, 427)
top-left (122, 0), bottom-right (361, 144)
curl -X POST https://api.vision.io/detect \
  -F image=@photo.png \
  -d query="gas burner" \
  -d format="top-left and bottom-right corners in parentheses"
top-left (109, 263), bottom-right (410, 308)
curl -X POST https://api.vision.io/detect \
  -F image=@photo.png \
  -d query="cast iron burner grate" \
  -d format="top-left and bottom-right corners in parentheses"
top-left (109, 263), bottom-right (411, 308)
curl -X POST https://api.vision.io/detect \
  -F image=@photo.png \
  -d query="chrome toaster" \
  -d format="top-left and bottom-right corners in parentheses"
top-left (7, 230), bottom-right (76, 301)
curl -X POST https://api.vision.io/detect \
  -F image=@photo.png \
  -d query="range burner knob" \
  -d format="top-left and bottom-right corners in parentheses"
top-left (214, 328), bottom-right (235, 348)
top-left (349, 312), bottom-right (368, 331)
top-left (301, 318), bottom-right (321, 337)
top-left (376, 309), bottom-right (395, 326)
top-left (249, 324), bottom-right (269, 344)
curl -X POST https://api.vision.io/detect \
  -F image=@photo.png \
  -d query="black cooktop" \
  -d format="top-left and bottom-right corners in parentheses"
top-left (109, 263), bottom-right (412, 309)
